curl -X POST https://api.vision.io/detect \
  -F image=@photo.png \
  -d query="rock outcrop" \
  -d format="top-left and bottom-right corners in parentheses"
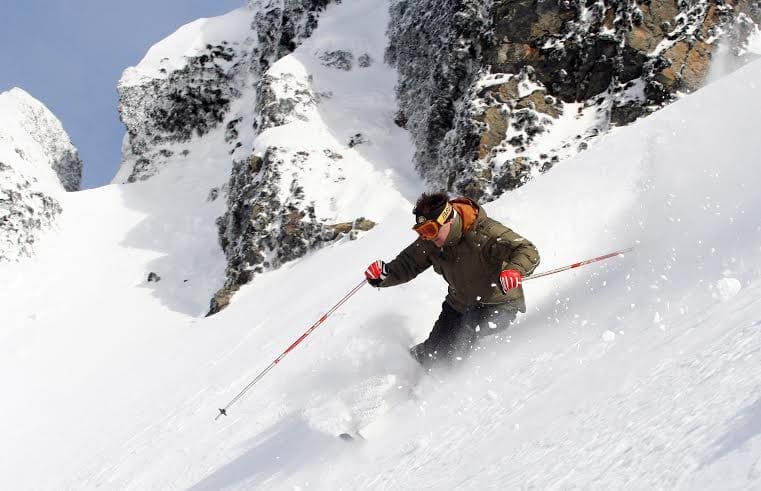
top-left (0, 88), bottom-right (82, 191)
top-left (388, 0), bottom-right (761, 199)
top-left (117, 40), bottom-right (248, 183)
top-left (119, 0), bottom-right (760, 314)
top-left (0, 161), bottom-right (63, 262)
top-left (0, 88), bottom-right (81, 261)
top-left (211, 149), bottom-right (375, 314)
top-left (117, 0), bottom-right (332, 183)
top-left (117, 1), bottom-right (380, 314)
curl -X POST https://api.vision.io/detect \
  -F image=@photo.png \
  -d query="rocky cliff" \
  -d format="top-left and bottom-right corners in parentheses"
top-left (117, 0), bottom-right (760, 314)
top-left (0, 88), bottom-right (82, 261)
top-left (117, 1), bottom-right (332, 183)
top-left (388, 0), bottom-right (761, 199)
top-left (117, 1), bottom-right (387, 314)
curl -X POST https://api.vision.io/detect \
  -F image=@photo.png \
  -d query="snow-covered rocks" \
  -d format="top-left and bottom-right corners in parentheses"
top-left (116, 8), bottom-right (255, 183)
top-left (114, 0), bottom-right (761, 315)
top-left (0, 88), bottom-right (82, 192)
top-left (115, 3), bottom-right (340, 311)
top-left (116, 1), bottom-right (406, 314)
top-left (212, 147), bottom-right (379, 314)
top-left (0, 162), bottom-right (63, 262)
top-left (254, 71), bottom-right (318, 132)
top-left (387, 0), bottom-right (761, 200)
top-left (116, 2), bottom-right (337, 184)
top-left (0, 87), bottom-right (82, 261)
top-left (209, 0), bottom-right (425, 314)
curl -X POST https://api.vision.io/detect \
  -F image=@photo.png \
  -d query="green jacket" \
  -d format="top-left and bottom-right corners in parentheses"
top-left (379, 199), bottom-right (540, 313)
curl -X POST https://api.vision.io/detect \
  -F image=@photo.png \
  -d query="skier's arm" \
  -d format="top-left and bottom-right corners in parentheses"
top-left (378, 240), bottom-right (433, 287)
top-left (487, 228), bottom-right (540, 276)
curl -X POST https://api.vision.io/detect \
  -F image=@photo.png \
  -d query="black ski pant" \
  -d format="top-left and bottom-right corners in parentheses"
top-left (411, 301), bottom-right (517, 368)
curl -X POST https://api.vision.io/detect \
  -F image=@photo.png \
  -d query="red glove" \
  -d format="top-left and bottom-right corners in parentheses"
top-left (498, 269), bottom-right (522, 293)
top-left (365, 260), bottom-right (387, 286)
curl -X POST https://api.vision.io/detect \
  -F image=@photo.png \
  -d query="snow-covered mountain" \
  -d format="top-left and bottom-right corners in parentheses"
top-left (115, 0), bottom-right (760, 313)
top-left (2, 48), bottom-right (761, 490)
top-left (0, 87), bottom-right (82, 261)
top-left (388, 0), bottom-right (761, 198)
top-left (2, 0), bottom-right (761, 488)
top-left (116, 2), bottom-right (418, 313)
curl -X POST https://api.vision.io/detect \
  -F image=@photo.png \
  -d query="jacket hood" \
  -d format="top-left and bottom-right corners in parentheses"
top-left (444, 198), bottom-right (481, 247)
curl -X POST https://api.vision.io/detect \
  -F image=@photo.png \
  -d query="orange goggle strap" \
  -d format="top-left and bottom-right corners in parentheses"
top-left (413, 201), bottom-right (453, 238)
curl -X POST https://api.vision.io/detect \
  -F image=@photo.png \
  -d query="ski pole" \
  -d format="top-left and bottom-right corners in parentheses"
top-left (523, 247), bottom-right (634, 281)
top-left (215, 278), bottom-right (368, 420)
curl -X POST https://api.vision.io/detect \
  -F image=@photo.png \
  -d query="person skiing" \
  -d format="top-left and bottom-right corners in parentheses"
top-left (364, 192), bottom-right (540, 367)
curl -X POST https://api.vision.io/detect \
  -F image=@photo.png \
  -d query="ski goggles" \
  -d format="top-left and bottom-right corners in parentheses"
top-left (412, 201), bottom-right (453, 240)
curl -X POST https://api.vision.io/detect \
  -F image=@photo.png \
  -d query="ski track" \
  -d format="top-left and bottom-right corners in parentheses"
top-left (337, 280), bottom-right (761, 489)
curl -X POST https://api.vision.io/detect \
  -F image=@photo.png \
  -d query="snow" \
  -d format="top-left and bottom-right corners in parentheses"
top-left (119, 6), bottom-right (254, 87)
top-left (1, 87), bottom-right (81, 260)
top-left (748, 26), bottom-right (761, 55)
top-left (0, 87), bottom-right (74, 193)
top-left (2, 1), bottom-right (761, 489)
top-left (497, 97), bottom-right (607, 173)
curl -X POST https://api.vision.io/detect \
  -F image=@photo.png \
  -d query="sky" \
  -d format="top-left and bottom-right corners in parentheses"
top-left (0, 0), bottom-right (244, 189)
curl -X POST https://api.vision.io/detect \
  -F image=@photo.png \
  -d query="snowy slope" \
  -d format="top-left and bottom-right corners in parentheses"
top-left (2, 10), bottom-right (761, 491)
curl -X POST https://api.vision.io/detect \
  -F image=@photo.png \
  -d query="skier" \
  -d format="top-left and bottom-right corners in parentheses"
top-left (364, 192), bottom-right (540, 367)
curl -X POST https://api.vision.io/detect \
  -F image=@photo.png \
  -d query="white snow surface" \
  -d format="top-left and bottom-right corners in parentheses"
top-left (119, 6), bottom-right (254, 87)
top-left (3, 2), bottom-right (761, 489)
top-left (747, 26), bottom-right (761, 55)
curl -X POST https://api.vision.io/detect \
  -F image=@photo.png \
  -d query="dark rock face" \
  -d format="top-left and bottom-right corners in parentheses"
top-left (118, 0), bottom-right (760, 314)
top-left (117, 0), bottom-right (378, 314)
top-left (0, 161), bottom-right (63, 261)
top-left (147, 46), bottom-right (237, 140)
top-left (2, 88), bottom-right (83, 192)
top-left (254, 72), bottom-right (317, 132)
top-left (50, 148), bottom-right (82, 192)
top-left (319, 50), bottom-right (355, 70)
top-left (118, 42), bottom-right (244, 183)
top-left (486, 2), bottom-right (651, 102)
top-left (386, 0), bottom-right (491, 191)
top-left (118, 0), bottom-right (334, 183)
top-left (208, 1), bottom-right (363, 314)
top-left (1, 87), bottom-right (81, 261)
top-left (251, 0), bottom-right (333, 70)
top-left (388, 0), bottom-right (761, 200)
top-left (119, 1), bottom-right (364, 313)
top-left (210, 149), bottom-right (375, 315)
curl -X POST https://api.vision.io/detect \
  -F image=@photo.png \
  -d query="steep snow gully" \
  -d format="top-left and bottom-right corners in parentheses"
top-left (3, 17), bottom-right (761, 491)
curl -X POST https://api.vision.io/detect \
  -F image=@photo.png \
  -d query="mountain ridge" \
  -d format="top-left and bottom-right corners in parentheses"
top-left (0, 87), bottom-right (82, 261)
